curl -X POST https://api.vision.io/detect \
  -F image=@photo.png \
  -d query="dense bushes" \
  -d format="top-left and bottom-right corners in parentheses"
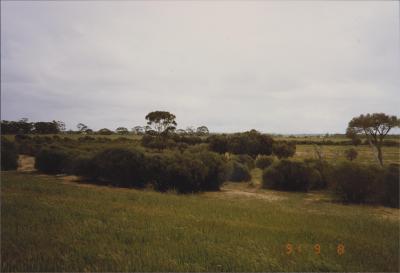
top-left (226, 161), bottom-right (251, 182)
top-left (255, 155), bottom-right (274, 169)
top-left (272, 141), bottom-right (296, 158)
top-left (381, 164), bottom-right (399, 208)
top-left (332, 162), bottom-right (399, 207)
top-left (208, 130), bottom-right (273, 157)
top-left (332, 162), bottom-right (383, 204)
top-left (262, 160), bottom-right (316, 192)
top-left (64, 147), bottom-right (227, 193)
top-left (1, 138), bottom-right (18, 170)
top-left (35, 148), bottom-right (70, 174)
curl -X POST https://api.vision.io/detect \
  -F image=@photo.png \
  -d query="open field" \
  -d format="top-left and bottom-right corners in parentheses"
top-left (294, 145), bottom-right (400, 165)
top-left (1, 171), bottom-right (399, 272)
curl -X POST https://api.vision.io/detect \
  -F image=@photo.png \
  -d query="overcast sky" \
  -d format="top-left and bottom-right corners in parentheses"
top-left (1, 1), bottom-right (399, 133)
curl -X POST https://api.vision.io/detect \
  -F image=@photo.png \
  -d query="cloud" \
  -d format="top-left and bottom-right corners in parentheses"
top-left (1, 1), bottom-right (399, 133)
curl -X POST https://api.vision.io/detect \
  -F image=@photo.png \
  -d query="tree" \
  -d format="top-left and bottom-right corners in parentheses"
top-left (186, 126), bottom-right (195, 135)
top-left (77, 123), bottom-right (88, 133)
top-left (56, 121), bottom-right (66, 132)
top-left (33, 121), bottom-right (60, 134)
top-left (272, 141), bottom-right (296, 159)
top-left (346, 113), bottom-right (399, 166)
top-left (196, 126), bottom-right (209, 136)
top-left (175, 129), bottom-right (187, 135)
top-left (116, 127), bottom-right (129, 135)
top-left (145, 111), bottom-right (177, 136)
top-left (98, 128), bottom-right (113, 135)
top-left (132, 126), bottom-right (144, 135)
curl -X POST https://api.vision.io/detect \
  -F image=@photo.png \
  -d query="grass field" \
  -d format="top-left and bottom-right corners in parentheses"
top-left (294, 145), bottom-right (400, 165)
top-left (1, 171), bottom-right (399, 272)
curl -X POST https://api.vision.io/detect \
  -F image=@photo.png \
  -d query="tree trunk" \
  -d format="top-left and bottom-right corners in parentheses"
top-left (377, 145), bottom-right (383, 167)
top-left (366, 135), bottom-right (381, 166)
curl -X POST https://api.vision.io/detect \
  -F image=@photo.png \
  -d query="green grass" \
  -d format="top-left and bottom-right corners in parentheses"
top-left (1, 171), bottom-right (399, 272)
top-left (294, 145), bottom-right (400, 165)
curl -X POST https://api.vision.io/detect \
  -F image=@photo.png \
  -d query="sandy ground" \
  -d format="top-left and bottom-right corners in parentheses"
top-left (17, 155), bottom-right (36, 172)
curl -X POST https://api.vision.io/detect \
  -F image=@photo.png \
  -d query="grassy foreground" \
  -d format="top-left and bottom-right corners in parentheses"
top-left (1, 171), bottom-right (399, 272)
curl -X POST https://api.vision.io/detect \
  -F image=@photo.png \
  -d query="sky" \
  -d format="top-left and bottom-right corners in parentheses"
top-left (1, 1), bottom-right (399, 134)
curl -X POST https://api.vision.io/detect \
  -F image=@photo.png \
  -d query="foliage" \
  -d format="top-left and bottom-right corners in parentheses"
top-left (116, 127), bottom-right (129, 135)
top-left (381, 164), bottom-right (400, 208)
top-left (35, 148), bottom-right (70, 174)
top-left (332, 162), bottom-right (383, 204)
top-left (196, 126), bottom-right (209, 136)
top-left (1, 137), bottom-right (18, 170)
top-left (262, 159), bottom-right (314, 192)
top-left (234, 154), bottom-right (255, 170)
top-left (225, 161), bottom-right (251, 182)
top-left (97, 128), bottom-right (113, 135)
top-left (208, 130), bottom-right (273, 157)
top-left (255, 155), bottom-right (274, 169)
top-left (145, 111), bottom-right (177, 135)
top-left (89, 148), bottom-right (148, 188)
top-left (272, 141), bottom-right (296, 158)
top-left (346, 113), bottom-right (399, 166)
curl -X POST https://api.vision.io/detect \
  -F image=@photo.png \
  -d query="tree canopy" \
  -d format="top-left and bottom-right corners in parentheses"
top-left (145, 111), bottom-right (177, 135)
top-left (346, 113), bottom-right (399, 166)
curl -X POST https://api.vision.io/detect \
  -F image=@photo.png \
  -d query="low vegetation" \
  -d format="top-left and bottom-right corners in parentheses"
top-left (1, 172), bottom-right (399, 272)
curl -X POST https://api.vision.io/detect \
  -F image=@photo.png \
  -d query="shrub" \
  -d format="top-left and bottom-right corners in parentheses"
top-left (141, 135), bottom-right (170, 150)
top-left (332, 162), bottom-right (383, 204)
top-left (381, 164), bottom-right (399, 208)
top-left (195, 151), bottom-right (226, 191)
top-left (14, 134), bottom-right (31, 142)
top-left (262, 160), bottom-right (313, 192)
top-left (344, 148), bottom-right (358, 161)
top-left (68, 156), bottom-right (99, 181)
top-left (208, 135), bottom-right (229, 154)
top-left (255, 155), bottom-right (274, 169)
top-left (161, 153), bottom-right (207, 193)
top-left (234, 154), bottom-right (255, 170)
top-left (303, 159), bottom-right (331, 189)
top-left (1, 137), bottom-right (18, 170)
top-left (226, 161), bottom-right (251, 182)
top-left (208, 131), bottom-right (273, 157)
top-left (98, 128), bottom-right (113, 135)
top-left (272, 141), bottom-right (296, 159)
top-left (90, 148), bottom-right (148, 188)
top-left (35, 148), bottom-right (70, 174)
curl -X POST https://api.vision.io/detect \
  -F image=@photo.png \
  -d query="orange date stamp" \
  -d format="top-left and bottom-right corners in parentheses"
top-left (285, 243), bottom-right (345, 256)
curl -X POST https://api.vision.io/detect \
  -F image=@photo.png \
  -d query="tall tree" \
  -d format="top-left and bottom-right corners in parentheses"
top-left (56, 121), bottom-right (66, 132)
top-left (116, 127), bottom-right (129, 135)
top-left (77, 123), bottom-right (88, 133)
top-left (145, 111), bottom-right (177, 136)
top-left (346, 113), bottom-right (399, 166)
top-left (196, 126), bottom-right (209, 136)
top-left (132, 126), bottom-right (144, 135)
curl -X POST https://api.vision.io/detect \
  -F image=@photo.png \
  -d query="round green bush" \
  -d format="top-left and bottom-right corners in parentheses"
top-left (332, 162), bottom-right (383, 204)
top-left (91, 148), bottom-right (147, 188)
top-left (1, 137), bottom-right (18, 170)
top-left (381, 164), bottom-right (399, 208)
top-left (226, 161), bottom-right (251, 182)
top-left (262, 159), bottom-right (312, 192)
top-left (255, 155), bottom-right (274, 169)
top-left (272, 142), bottom-right (296, 159)
top-left (35, 148), bottom-right (69, 174)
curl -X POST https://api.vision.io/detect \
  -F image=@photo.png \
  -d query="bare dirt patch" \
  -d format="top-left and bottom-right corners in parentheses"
top-left (17, 155), bottom-right (36, 172)
top-left (205, 182), bottom-right (287, 202)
